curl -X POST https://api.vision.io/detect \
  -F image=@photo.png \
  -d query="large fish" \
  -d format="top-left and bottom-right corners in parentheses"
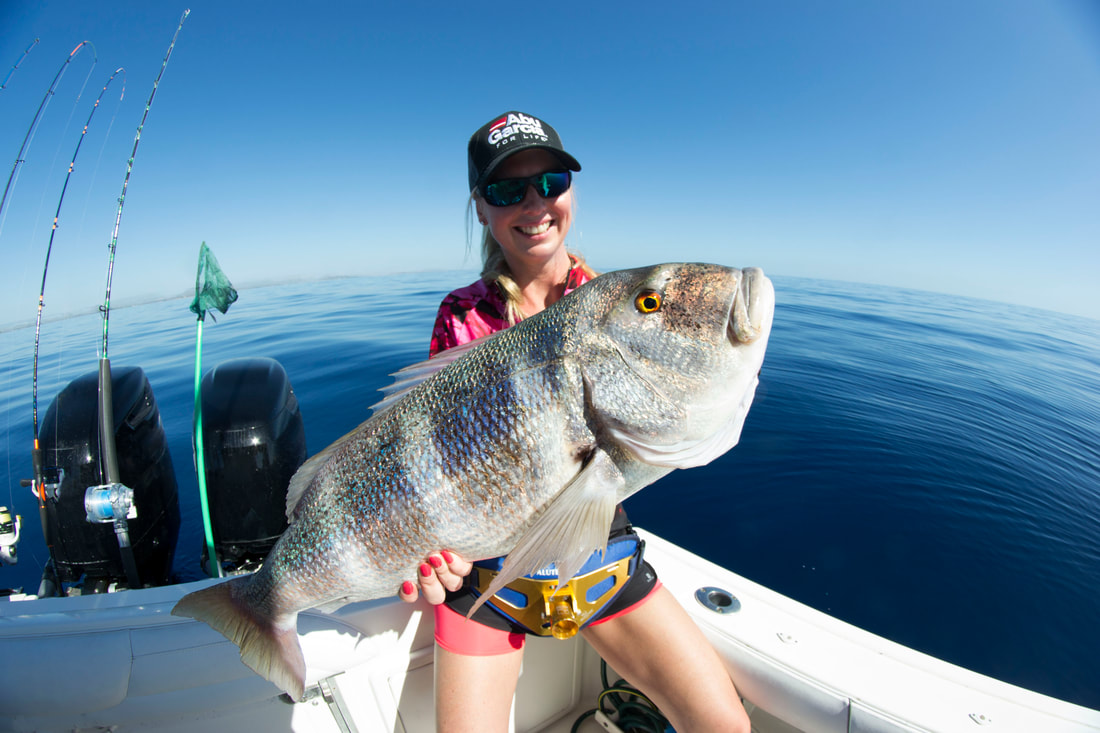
top-left (173, 262), bottom-right (775, 700)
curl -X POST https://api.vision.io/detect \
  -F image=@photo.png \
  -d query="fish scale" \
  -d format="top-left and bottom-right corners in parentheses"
top-left (173, 262), bottom-right (775, 700)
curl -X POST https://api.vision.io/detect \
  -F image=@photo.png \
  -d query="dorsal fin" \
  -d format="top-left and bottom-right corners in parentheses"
top-left (284, 418), bottom-right (369, 521)
top-left (287, 333), bottom-right (501, 521)
top-left (369, 332), bottom-right (498, 418)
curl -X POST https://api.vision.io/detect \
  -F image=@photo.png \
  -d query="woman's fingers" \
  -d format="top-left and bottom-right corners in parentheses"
top-left (436, 550), bottom-right (473, 591)
top-left (397, 550), bottom-right (472, 604)
top-left (397, 579), bottom-right (418, 603)
top-left (418, 558), bottom-right (449, 605)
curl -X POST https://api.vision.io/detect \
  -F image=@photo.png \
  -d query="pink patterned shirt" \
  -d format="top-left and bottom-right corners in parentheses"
top-left (429, 261), bottom-right (593, 357)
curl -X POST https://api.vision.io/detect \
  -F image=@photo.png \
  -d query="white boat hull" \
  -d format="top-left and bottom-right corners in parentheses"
top-left (2, 529), bottom-right (1097, 732)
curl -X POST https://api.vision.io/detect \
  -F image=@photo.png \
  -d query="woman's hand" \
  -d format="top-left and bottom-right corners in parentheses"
top-left (398, 550), bottom-right (472, 605)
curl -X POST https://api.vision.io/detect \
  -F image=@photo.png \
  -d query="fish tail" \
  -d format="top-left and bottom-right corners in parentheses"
top-left (172, 577), bottom-right (306, 701)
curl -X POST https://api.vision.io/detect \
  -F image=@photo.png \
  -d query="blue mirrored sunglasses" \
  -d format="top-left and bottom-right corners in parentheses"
top-left (481, 170), bottom-right (572, 207)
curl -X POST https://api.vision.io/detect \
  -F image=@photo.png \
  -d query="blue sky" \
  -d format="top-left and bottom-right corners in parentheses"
top-left (1, 0), bottom-right (1097, 326)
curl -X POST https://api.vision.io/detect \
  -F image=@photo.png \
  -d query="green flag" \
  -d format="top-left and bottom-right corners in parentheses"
top-left (189, 242), bottom-right (237, 321)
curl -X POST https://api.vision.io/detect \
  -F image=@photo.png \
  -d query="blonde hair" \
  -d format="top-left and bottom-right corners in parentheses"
top-left (466, 192), bottom-right (596, 326)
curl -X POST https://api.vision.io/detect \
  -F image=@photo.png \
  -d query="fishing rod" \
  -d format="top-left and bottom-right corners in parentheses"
top-left (0, 38), bottom-right (40, 94)
top-left (92, 9), bottom-right (189, 590)
top-left (33, 67), bottom-right (125, 436)
top-left (100, 9), bottom-right (189, 358)
top-left (0, 41), bottom-right (96, 232)
top-left (29, 69), bottom-right (126, 573)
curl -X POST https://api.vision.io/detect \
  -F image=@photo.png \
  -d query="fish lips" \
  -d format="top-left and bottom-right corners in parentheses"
top-left (727, 267), bottom-right (775, 346)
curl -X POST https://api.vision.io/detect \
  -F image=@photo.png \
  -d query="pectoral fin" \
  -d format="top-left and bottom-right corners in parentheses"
top-left (469, 448), bottom-right (624, 617)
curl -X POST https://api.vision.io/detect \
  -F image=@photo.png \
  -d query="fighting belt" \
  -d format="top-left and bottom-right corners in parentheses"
top-left (469, 534), bottom-right (643, 639)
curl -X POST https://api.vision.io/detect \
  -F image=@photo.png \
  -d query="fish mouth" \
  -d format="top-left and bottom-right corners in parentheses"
top-left (727, 267), bottom-right (773, 345)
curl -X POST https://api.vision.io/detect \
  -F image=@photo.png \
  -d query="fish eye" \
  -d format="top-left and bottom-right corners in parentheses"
top-left (634, 290), bottom-right (662, 314)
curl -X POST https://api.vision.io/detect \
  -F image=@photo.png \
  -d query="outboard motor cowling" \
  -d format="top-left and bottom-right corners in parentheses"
top-left (200, 357), bottom-right (306, 569)
top-left (38, 366), bottom-right (180, 591)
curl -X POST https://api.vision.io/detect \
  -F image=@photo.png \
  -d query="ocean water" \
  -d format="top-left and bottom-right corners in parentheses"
top-left (1, 271), bottom-right (1098, 710)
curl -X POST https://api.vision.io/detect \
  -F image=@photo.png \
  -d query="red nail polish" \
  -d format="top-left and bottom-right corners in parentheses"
top-left (429, 555), bottom-right (443, 568)
top-left (441, 551), bottom-right (454, 563)
top-left (401, 581), bottom-right (414, 596)
top-left (420, 563), bottom-right (431, 577)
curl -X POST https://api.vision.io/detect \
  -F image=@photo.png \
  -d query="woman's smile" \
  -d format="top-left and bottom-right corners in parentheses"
top-left (517, 220), bottom-right (553, 236)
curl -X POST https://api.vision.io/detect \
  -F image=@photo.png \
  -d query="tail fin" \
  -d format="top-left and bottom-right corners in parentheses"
top-left (172, 578), bottom-right (306, 701)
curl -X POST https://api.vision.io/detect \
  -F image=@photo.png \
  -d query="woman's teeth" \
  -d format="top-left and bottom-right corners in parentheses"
top-left (518, 221), bottom-right (551, 235)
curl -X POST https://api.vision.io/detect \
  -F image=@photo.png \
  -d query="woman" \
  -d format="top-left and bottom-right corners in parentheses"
top-left (400, 111), bottom-right (750, 733)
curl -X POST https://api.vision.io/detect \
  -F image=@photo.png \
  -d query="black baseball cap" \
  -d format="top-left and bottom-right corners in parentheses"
top-left (467, 111), bottom-right (581, 193)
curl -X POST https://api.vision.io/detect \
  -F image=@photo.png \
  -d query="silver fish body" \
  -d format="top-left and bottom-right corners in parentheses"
top-left (173, 262), bottom-right (775, 699)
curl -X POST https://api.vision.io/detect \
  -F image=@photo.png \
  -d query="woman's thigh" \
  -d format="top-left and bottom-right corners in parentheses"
top-left (434, 642), bottom-right (523, 733)
top-left (581, 586), bottom-right (750, 732)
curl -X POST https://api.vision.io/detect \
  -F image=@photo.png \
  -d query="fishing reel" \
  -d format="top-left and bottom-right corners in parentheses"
top-left (0, 507), bottom-right (20, 566)
top-left (84, 483), bottom-right (136, 524)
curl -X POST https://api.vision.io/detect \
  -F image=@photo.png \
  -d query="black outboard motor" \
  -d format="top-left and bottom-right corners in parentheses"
top-left (38, 366), bottom-right (179, 592)
top-left (200, 357), bottom-right (306, 570)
